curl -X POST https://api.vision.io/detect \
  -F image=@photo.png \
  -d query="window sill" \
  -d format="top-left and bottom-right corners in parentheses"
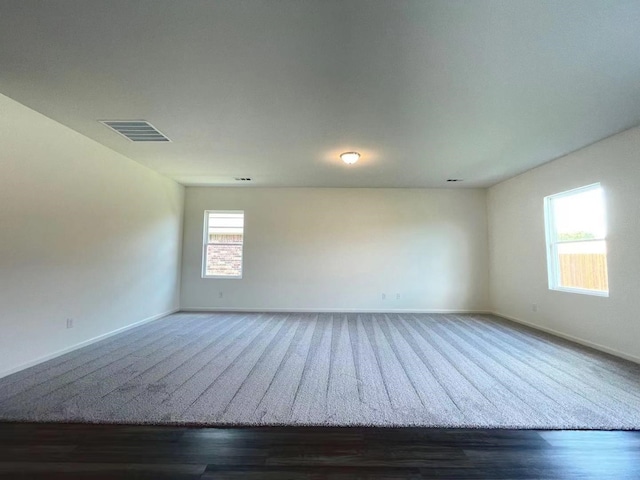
top-left (202, 275), bottom-right (243, 280)
top-left (550, 286), bottom-right (609, 297)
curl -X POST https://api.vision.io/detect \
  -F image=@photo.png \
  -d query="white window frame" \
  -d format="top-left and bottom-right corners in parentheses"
top-left (202, 210), bottom-right (244, 279)
top-left (544, 183), bottom-right (608, 297)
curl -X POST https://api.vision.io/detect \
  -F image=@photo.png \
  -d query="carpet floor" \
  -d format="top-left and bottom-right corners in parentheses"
top-left (1, 312), bottom-right (640, 429)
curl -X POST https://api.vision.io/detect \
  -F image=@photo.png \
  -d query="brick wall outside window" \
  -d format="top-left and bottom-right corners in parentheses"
top-left (206, 244), bottom-right (242, 276)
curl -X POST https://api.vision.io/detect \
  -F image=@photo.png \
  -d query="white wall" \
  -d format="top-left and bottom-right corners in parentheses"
top-left (488, 126), bottom-right (640, 362)
top-left (0, 93), bottom-right (184, 376)
top-left (181, 187), bottom-right (490, 312)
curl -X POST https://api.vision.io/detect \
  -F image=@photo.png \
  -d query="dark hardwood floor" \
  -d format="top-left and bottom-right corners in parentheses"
top-left (0, 423), bottom-right (639, 479)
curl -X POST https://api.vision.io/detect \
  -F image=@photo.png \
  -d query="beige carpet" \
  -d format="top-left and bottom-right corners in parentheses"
top-left (1, 312), bottom-right (640, 429)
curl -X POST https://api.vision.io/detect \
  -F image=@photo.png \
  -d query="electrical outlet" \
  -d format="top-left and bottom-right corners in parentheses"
top-left (396, 293), bottom-right (401, 300)
top-left (381, 293), bottom-right (386, 300)
top-left (66, 318), bottom-right (74, 329)
top-left (532, 304), bottom-right (538, 312)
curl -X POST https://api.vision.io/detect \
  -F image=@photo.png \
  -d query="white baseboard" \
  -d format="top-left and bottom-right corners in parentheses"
top-left (0, 308), bottom-right (179, 380)
top-left (492, 311), bottom-right (640, 365)
top-left (180, 307), bottom-right (493, 314)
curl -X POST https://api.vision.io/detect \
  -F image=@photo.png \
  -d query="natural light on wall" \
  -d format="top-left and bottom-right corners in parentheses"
top-left (203, 211), bottom-right (244, 278)
top-left (544, 184), bottom-right (608, 296)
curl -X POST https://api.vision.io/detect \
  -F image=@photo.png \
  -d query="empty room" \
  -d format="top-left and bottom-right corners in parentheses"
top-left (1, 0), bottom-right (640, 478)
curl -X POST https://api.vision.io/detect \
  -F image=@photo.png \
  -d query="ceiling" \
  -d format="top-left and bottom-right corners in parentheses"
top-left (1, 0), bottom-right (639, 188)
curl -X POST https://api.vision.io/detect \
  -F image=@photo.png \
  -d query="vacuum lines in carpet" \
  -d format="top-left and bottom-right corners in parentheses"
top-left (2, 312), bottom-right (640, 429)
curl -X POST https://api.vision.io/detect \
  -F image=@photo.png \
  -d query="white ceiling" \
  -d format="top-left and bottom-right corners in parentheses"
top-left (1, 0), bottom-right (639, 188)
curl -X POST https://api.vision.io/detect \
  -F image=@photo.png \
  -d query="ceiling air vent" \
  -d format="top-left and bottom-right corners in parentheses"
top-left (100, 120), bottom-right (170, 142)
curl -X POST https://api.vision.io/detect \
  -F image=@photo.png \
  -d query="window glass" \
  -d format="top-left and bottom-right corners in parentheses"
top-left (544, 184), bottom-right (608, 295)
top-left (203, 211), bottom-right (244, 278)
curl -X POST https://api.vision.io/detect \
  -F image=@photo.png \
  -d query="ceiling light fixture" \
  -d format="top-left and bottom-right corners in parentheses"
top-left (340, 152), bottom-right (360, 165)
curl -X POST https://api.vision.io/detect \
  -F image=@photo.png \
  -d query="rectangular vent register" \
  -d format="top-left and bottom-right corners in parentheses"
top-left (100, 120), bottom-right (170, 142)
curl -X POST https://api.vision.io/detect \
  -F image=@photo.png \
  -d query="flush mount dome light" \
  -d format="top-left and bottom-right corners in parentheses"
top-left (340, 151), bottom-right (360, 165)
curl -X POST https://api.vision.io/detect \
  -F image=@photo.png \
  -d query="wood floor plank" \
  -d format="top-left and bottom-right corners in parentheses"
top-left (1, 423), bottom-right (640, 479)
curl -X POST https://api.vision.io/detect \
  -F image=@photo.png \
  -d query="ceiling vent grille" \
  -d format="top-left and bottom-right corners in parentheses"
top-left (100, 120), bottom-right (170, 142)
